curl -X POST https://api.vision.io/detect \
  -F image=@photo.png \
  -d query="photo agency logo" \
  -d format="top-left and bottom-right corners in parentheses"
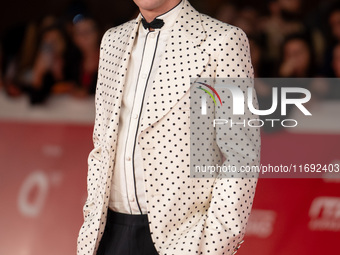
top-left (196, 82), bottom-right (223, 113)
top-left (193, 78), bottom-right (313, 128)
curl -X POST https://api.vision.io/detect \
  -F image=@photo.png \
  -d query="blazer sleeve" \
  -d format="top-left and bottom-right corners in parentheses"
top-left (81, 30), bottom-right (109, 221)
top-left (200, 26), bottom-right (261, 255)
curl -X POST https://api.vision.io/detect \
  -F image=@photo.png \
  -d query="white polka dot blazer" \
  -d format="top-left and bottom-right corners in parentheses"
top-left (77, 1), bottom-right (261, 254)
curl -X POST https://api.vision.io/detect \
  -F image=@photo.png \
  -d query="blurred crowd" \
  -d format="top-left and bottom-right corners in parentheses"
top-left (213, 0), bottom-right (340, 102)
top-left (1, 0), bottom-right (340, 105)
top-left (0, 11), bottom-right (101, 104)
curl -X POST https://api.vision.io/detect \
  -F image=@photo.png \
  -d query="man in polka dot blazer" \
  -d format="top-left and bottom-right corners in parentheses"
top-left (77, 0), bottom-right (261, 254)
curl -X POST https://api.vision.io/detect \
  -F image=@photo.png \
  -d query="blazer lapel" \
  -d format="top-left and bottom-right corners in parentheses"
top-left (139, 1), bottom-right (209, 132)
top-left (102, 15), bottom-right (141, 143)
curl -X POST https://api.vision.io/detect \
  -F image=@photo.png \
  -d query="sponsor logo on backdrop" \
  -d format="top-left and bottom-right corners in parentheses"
top-left (309, 196), bottom-right (340, 231)
top-left (18, 170), bottom-right (63, 217)
top-left (245, 209), bottom-right (276, 238)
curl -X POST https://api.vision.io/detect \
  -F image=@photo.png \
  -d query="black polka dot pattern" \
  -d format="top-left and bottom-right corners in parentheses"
top-left (77, 1), bottom-right (260, 254)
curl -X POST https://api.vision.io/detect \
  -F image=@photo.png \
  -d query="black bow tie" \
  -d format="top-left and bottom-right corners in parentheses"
top-left (141, 18), bottom-right (164, 30)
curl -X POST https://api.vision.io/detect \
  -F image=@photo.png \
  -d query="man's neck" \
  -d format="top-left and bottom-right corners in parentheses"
top-left (140, 0), bottom-right (181, 22)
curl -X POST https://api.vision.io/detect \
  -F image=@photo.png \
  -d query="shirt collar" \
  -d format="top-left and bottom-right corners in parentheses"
top-left (140, 0), bottom-right (183, 31)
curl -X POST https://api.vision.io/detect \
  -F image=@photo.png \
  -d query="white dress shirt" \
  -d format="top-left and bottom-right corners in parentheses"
top-left (109, 1), bottom-right (184, 214)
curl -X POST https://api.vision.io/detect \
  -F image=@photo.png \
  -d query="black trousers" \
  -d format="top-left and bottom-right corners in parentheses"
top-left (97, 209), bottom-right (158, 255)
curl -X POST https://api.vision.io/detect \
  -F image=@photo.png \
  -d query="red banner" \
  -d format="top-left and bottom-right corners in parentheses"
top-left (0, 120), bottom-right (339, 254)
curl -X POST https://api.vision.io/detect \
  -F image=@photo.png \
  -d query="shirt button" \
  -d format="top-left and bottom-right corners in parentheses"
top-left (133, 114), bottom-right (138, 119)
top-left (149, 33), bottom-right (155, 38)
top-left (130, 197), bottom-right (135, 202)
top-left (142, 73), bottom-right (147, 79)
top-left (126, 156), bottom-right (131, 161)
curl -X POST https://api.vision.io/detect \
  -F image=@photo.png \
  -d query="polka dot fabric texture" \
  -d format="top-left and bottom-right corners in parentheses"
top-left (77, 0), bottom-right (261, 254)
